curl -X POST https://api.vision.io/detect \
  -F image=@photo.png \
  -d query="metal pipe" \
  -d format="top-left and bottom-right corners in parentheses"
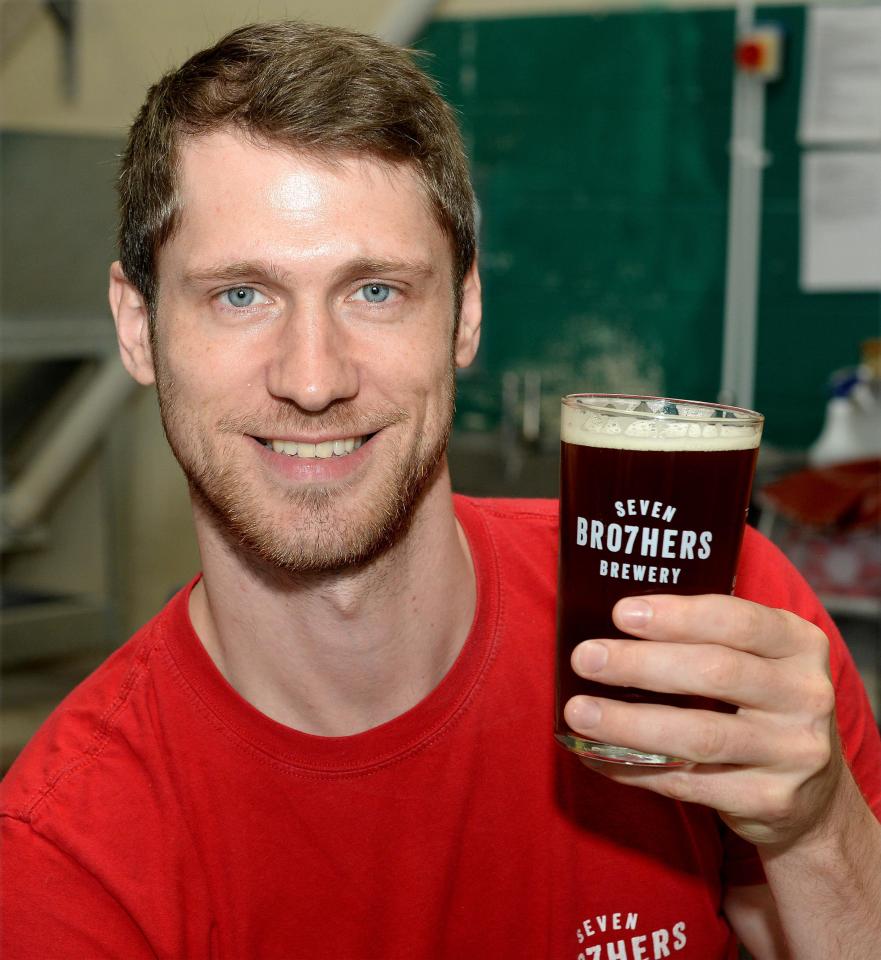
top-left (2, 357), bottom-right (135, 534)
top-left (375, 0), bottom-right (440, 45)
top-left (522, 370), bottom-right (542, 444)
top-left (720, 0), bottom-right (766, 410)
top-left (502, 370), bottom-right (524, 483)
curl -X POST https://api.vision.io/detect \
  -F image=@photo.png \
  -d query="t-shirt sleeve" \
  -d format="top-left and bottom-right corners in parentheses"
top-left (720, 528), bottom-right (881, 888)
top-left (1, 816), bottom-right (157, 960)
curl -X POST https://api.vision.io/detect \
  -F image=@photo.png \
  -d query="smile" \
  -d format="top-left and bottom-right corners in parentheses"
top-left (255, 435), bottom-right (375, 459)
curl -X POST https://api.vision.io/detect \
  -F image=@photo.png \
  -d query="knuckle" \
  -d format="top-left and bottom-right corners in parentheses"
top-left (797, 730), bottom-right (832, 773)
top-left (770, 606), bottom-right (801, 647)
top-left (771, 605), bottom-right (797, 628)
top-left (700, 595), bottom-right (729, 632)
top-left (700, 649), bottom-right (742, 697)
top-left (804, 621), bottom-right (830, 658)
top-left (804, 674), bottom-right (836, 718)
top-left (745, 603), bottom-right (765, 641)
top-left (690, 716), bottom-right (727, 763)
top-left (780, 611), bottom-right (829, 658)
top-left (662, 771), bottom-right (691, 803)
top-left (752, 779), bottom-right (797, 823)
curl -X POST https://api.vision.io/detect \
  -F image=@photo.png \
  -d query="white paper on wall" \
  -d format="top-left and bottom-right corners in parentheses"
top-left (799, 5), bottom-right (881, 145)
top-left (801, 150), bottom-right (881, 291)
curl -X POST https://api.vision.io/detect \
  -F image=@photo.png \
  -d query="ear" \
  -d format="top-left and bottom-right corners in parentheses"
top-left (109, 261), bottom-right (156, 385)
top-left (454, 259), bottom-right (482, 369)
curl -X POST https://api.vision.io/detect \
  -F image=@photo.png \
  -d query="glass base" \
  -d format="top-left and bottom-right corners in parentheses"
top-left (555, 733), bottom-right (688, 767)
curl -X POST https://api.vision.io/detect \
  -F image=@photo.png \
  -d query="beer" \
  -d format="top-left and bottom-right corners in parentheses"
top-left (555, 395), bottom-right (763, 765)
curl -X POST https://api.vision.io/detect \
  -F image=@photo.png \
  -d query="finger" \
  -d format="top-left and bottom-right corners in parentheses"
top-left (564, 695), bottom-right (780, 767)
top-left (577, 762), bottom-right (749, 822)
top-left (571, 638), bottom-right (800, 710)
top-left (578, 762), bottom-right (826, 845)
top-left (612, 594), bottom-right (829, 661)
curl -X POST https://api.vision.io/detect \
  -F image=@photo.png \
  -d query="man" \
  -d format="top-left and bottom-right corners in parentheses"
top-left (2, 20), bottom-right (879, 960)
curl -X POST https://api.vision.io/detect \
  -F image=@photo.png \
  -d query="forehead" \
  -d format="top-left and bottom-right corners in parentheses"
top-left (163, 130), bottom-right (450, 273)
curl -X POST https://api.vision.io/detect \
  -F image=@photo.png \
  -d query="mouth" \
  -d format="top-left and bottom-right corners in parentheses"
top-left (253, 433), bottom-right (378, 460)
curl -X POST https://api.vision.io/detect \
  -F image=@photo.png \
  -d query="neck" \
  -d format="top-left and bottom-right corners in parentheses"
top-left (188, 468), bottom-right (476, 736)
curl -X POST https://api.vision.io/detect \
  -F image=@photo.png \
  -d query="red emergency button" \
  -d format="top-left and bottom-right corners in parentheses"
top-left (736, 40), bottom-right (763, 69)
top-left (734, 24), bottom-right (783, 80)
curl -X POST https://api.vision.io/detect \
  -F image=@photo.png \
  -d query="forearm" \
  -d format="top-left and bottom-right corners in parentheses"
top-left (759, 767), bottom-right (881, 960)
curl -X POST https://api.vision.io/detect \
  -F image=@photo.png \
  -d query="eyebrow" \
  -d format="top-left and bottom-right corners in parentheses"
top-left (334, 257), bottom-right (437, 284)
top-left (178, 256), bottom-right (438, 290)
top-left (178, 260), bottom-right (291, 290)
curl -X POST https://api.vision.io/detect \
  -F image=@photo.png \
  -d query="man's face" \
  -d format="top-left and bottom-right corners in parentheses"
top-left (119, 130), bottom-right (480, 573)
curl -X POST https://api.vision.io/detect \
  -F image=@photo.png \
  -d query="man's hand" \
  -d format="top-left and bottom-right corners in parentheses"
top-left (564, 594), bottom-right (845, 847)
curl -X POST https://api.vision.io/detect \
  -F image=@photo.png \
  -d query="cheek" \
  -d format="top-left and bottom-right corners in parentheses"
top-left (395, 322), bottom-right (455, 383)
top-left (157, 302), bottom-right (252, 373)
top-left (163, 335), bottom-right (256, 400)
top-left (386, 345), bottom-right (453, 408)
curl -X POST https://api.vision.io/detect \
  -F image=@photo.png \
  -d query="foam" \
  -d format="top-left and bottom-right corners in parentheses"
top-left (561, 403), bottom-right (762, 452)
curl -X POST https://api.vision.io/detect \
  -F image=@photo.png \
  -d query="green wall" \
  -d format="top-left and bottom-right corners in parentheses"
top-left (421, 6), bottom-right (880, 448)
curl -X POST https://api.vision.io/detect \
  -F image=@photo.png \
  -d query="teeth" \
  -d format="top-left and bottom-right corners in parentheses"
top-left (268, 436), bottom-right (367, 459)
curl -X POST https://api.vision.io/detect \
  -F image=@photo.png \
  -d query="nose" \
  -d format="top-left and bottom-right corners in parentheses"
top-left (266, 303), bottom-right (359, 412)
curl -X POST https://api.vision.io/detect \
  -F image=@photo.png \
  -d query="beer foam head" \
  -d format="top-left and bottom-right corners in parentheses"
top-left (561, 395), bottom-right (763, 451)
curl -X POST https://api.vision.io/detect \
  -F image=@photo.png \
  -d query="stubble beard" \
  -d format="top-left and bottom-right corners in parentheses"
top-left (153, 357), bottom-right (456, 577)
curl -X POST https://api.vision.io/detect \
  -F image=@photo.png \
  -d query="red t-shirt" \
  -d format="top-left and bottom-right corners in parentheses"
top-left (2, 496), bottom-right (879, 960)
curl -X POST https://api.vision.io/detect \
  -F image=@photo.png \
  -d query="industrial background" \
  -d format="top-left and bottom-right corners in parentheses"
top-left (2, 0), bottom-right (879, 768)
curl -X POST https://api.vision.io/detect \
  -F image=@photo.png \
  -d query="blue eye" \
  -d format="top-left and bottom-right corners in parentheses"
top-left (222, 287), bottom-right (260, 308)
top-left (359, 283), bottom-right (391, 303)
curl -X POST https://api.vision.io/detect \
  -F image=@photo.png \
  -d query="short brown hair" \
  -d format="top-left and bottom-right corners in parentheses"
top-left (117, 20), bottom-right (476, 321)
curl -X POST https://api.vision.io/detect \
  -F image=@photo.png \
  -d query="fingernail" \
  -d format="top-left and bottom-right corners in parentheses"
top-left (574, 641), bottom-right (608, 674)
top-left (617, 598), bottom-right (653, 629)
top-left (569, 698), bottom-right (601, 729)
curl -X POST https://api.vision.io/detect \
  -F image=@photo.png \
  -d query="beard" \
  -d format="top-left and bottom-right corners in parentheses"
top-left (153, 358), bottom-right (456, 577)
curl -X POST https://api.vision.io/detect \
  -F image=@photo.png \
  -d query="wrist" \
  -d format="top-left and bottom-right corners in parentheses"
top-left (759, 764), bottom-right (880, 873)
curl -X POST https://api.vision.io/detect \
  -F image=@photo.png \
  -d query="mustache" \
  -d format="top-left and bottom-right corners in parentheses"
top-left (217, 403), bottom-right (409, 438)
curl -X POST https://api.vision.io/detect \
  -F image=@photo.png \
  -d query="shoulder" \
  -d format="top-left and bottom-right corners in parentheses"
top-left (454, 494), bottom-right (558, 529)
top-left (736, 526), bottom-right (827, 618)
top-left (0, 588), bottom-right (188, 826)
top-left (454, 494), bottom-right (558, 552)
top-left (454, 495), bottom-right (559, 598)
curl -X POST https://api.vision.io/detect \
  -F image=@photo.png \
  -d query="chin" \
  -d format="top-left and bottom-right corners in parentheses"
top-left (190, 434), bottom-right (447, 576)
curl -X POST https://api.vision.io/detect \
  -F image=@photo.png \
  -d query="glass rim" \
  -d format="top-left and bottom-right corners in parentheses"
top-left (561, 393), bottom-right (764, 425)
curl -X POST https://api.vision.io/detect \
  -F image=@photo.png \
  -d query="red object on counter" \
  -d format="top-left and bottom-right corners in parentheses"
top-left (760, 458), bottom-right (881, 531)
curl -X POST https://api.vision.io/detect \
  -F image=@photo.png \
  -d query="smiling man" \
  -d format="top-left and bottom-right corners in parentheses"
top-left (2, 21), bottom-right (880, 960)
top-left (118, 129), bottom-right (480, 736)
top-left (146, 138), bottom-right (470, 583)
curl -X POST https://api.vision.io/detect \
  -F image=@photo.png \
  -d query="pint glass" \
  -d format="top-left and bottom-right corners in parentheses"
top-left (555, 394), bottom-right (763, 765)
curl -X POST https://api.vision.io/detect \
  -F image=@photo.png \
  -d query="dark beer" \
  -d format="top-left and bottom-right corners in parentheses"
top-left (555, 395), bottom-right (762, 765)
